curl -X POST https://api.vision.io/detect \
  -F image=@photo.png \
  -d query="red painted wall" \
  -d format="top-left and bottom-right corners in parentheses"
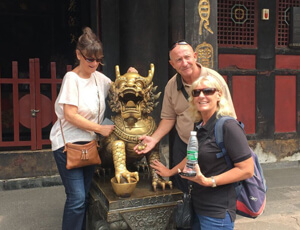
top-left (275, 75), bottom-right (296, 132)
top-left (232, 76), bottom-right (256, 134)
top-left (219, 54), bottom-right (256, 69)
top-left (276, 55), bottom-right (300, 69)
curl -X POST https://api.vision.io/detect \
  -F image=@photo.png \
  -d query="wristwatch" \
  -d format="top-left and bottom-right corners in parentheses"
top-left (211, 176), bottom-right (217, 187)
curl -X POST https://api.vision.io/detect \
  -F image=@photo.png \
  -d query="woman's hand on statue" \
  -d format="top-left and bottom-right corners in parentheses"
top-left (150, 159), bottom-right (171, 177)
top-left (134, 135), bottom-right (156, 154)
top-left (98, 125), bottom-right (115, 137)
top-left (127, 67), bottom-right (138, 73)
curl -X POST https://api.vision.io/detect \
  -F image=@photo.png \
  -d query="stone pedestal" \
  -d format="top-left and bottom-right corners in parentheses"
top-left (87, 174), bottom-right (183, 230)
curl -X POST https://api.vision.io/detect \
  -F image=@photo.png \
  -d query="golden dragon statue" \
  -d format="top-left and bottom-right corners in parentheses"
top-left (99, 63), bottom-right (172, 191)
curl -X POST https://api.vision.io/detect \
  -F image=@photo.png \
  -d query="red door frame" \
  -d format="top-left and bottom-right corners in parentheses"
top-left (0, 58), bottom-right (71, 150)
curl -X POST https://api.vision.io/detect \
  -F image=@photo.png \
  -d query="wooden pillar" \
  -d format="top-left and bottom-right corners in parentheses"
top-left (100, 0), bottom-right (169, 123)
top-left (168, 0), bottom-right (185, 77)
top-left (100, 0), bottom-right (120, 78)
top-left (256, 1), bottom-right (276, 139)
top-left (169, 0), bottom-right (218, 71)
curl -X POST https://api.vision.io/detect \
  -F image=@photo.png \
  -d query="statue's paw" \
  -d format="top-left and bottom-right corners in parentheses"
top-left (166, 180), bottom-right (173, 189)
top-left (152, 178), bottom-right (173, 191)
top-left (115, 174), bottom-right (122, 184)
top-left (152, 180), bottom-right (158, 192)
top-left (134, 161), bottom-right (149, 173)
top-left (121, 171), bottom-right (139, 183)
top-left (96, 166), bottom-right (112, 177)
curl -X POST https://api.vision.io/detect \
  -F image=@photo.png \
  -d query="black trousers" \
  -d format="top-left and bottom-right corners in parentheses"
top-left (170, 131), bottom-right (189, 194)
top-left (171, 131), bottom-right (200, 230)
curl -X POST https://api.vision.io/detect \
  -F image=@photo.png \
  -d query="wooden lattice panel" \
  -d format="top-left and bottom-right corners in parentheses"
top-left (218, 1), bottom-right (257, 48)
top-left (276, 0), bottom-right (300, 47)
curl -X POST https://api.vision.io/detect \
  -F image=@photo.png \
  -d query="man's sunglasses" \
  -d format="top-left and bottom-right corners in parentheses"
top-left (192, 88), bottom-right (217, 97)
top-left (169, 40), bottom-right (189, 51)
top-left (79, 50), bottom-right (103, 63)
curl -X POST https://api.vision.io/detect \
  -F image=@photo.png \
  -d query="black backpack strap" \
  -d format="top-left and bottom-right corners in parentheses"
top-left (176, 74), bottom-right (189, 101)
top-left (215, 116), bottom-right (238, 169)
top-left (215, 117), bottom-right (256, 198)
top-left (176, 73), bottom-right (199, 133)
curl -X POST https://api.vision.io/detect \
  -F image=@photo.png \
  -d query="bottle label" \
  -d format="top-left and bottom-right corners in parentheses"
top-left (187, 150), bottom-right (198, 161)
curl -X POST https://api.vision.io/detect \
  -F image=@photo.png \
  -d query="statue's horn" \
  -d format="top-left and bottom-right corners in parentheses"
top-left (115, 65), bottom-right (120, 79)
top-left (145, 63), bottom-right (154, 85)
top-left (153, 92), bottom-right (161, 101)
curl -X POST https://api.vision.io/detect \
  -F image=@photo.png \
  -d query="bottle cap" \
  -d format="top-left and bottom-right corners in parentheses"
top-left (190, 131), bottom-right (197, 135)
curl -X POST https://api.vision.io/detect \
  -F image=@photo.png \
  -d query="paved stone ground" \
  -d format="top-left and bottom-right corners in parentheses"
top-left (0, 186), bottom-right (64, 230)
top-left (0, 163), bottom-right (300, 230)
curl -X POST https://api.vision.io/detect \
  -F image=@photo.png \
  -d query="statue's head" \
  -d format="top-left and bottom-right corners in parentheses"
top-left (108, 63), bottom-right (160, 126)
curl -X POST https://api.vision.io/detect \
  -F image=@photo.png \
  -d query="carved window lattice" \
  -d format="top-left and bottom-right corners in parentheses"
top-left (276, 0), bottom-right (300, 47)
top-left (218, 1), bottom-right (257, 48)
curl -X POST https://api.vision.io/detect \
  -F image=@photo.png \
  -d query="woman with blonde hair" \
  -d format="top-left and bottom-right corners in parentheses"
top-left (151, 75), bottom-right (254, 229)
top-left (188, 75), bottom-right (236, 122)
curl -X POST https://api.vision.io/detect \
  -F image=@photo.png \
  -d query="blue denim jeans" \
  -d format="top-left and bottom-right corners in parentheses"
top-left (53, 147), bottom-right (95, 230)
top-left (193, 212), bottom-right (234, 230)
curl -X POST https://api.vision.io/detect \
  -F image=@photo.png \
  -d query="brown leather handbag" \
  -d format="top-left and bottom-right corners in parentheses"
top-left (63, 139), bottom-right (101, 170)
top-left (60, 75), bottom-right (101, 170)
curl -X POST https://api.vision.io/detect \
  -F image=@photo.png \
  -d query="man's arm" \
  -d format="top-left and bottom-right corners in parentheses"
top-left (134, 118), bottom-right (176, 154)
top-left (152, 119), bottom-right (176, 143)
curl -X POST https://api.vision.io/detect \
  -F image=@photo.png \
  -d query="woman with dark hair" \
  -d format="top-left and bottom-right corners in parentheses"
top-left (50, 27), bottom-right (114, 230)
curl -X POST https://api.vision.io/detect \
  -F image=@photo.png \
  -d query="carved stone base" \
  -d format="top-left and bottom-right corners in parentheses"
top-left (87, 174), bottom-right (183, 230)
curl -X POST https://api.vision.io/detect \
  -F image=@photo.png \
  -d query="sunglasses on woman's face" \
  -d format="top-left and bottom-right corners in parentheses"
top-left (79, 50), bottom-right (102, 63)
top-left (192, 88), bottom-right (217, 97)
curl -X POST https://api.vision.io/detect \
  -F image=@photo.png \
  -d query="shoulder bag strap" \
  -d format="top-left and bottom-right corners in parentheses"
top-left (94, 74), bottom-right (100, 125)
top-left (59, 75), bottom-right (101, 150)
